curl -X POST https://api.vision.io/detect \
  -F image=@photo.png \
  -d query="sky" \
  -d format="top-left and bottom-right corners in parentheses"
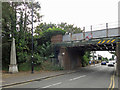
top-left (36, 0), bottom-right (120, 59)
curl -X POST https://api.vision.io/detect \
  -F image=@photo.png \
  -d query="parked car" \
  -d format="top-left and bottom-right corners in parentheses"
top-left (106, 61), bottom-right (109, 63)
top-left (108, 62), bottom-right (114, 67)
top-left (101, 61), bottom-right (106, 65)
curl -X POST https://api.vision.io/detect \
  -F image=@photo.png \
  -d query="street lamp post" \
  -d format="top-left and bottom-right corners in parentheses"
top-left (31, 0), bottom-right (34, 74)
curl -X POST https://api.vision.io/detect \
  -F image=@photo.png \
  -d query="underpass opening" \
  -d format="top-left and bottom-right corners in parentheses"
top-left (51, 34), bottom-right (119, 70)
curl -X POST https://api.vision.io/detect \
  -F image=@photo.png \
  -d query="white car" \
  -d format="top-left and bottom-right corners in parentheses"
top-left (108, 62), bottom-right (114, 67)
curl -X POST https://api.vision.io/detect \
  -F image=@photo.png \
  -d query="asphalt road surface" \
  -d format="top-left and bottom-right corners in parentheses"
top-left (3, 63), bottom-right (118, 89)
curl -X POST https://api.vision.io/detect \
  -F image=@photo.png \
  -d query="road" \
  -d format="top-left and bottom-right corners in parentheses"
top-left (3, 63), bottom-right (118, 89)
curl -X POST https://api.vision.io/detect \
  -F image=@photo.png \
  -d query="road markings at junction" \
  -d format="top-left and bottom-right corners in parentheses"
top-left (108, 74), bottom-right (115, 90)
top-left (69, 75), bottom-right (86, 81)
top-left (42, 82), bottom-right (62, 88)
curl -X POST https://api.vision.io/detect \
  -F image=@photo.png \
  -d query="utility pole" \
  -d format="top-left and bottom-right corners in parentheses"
top-left (92, 51), bottom-right (96, 60)
top-left (83, 27), bottom-right (85, 40)
top-left (106, 23), bottom-right (108, 37)
top-left (91, 25), bottom-right (92, 35)
top-left (31, 0), bottom-right (34, 74)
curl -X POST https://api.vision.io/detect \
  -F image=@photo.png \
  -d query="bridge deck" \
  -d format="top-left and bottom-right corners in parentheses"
top-left (53, 37), bottom-right (120, 51)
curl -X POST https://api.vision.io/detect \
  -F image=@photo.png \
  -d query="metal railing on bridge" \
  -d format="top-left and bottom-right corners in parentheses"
top-left (63, 22), bottom-right (120, 42)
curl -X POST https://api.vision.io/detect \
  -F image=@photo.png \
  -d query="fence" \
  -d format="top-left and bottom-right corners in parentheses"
top-left (63, 22), bottom-right (119, 42)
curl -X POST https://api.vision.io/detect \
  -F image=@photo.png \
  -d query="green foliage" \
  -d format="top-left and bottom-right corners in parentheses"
top-left (42, 27), bottom-right (65, 41)
top-left (34, 65), bottom-right (42, 71)
top-left (35, 23), bottom-right (57, 36)
top-left (39, 42), bottom-right (52, 57)
top-left (2, 1), bottom-right (42, 69)
top-left (109, 51), bottom-right (116, 56)
top-left (42, 61), bottom-right (64, 71)
top-left (83, 55), bottom-right (89, 66)
top-left (82, 51), bottom-right (91, 67)
top-left (2, 2), bottom-right (13, 67)
top-left (2, 2), bottom-right (82, 71)
top-left (58, 22), bottom-right (82, 34)
top-left (17, 52), bottom-right (31, 63)
top-left (18, 62), bottom-right (42, 71)
top-left (44, 27), bottom-right (66, 35)
top-left (18, 62), bottom-right (31, 71)
top-left (35, 26), bottom-right (66, 45)
top-left (33, 53), bottom-right (43, 65)
top-left (104, 57), bottom-right (109, 61)
top-left (101, 57), bottom-right (109, 61)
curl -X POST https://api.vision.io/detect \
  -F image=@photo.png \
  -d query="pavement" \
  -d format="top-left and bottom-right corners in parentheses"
top-left (2, 69), bottom-right (77, 88)
top-left (1, 64), bottom-right (96, 88)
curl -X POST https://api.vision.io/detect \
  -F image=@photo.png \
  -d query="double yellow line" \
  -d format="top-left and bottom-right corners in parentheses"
top-left (108, 74), bottom-right (115, 90)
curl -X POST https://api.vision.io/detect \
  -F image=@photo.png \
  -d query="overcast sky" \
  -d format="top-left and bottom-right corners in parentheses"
top-left (36, 0), bottom-right (120, 59)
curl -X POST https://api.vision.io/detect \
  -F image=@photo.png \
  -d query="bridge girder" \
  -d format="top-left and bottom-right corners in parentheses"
top-left (53, 37), bottom-right (119, 51)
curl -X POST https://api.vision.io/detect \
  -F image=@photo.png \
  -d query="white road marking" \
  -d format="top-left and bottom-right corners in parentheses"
top-left (69, 75), bottom-right (86, 81)
top-left (92, 65), bottom-right (100, 68)
top-left (42, 82), bottom-right (62, 88)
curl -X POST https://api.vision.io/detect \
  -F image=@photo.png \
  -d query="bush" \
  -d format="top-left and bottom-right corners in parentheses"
top-left (42, 61), bottom-right (64, 71)
top-left (18, 62), bottom-right (31, 71)
top-left (18, 62), bottom-right (43, 71)
top-left (83, 55), bottom-right (89, 66)
top-left (33, 53), bottom-right (44, 65)
top-left (17, 52), bottom-right (31, 64)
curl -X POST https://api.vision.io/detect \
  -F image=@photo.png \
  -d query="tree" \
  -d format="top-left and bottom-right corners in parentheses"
top-left (32, 27), bottom-right (66, 66)
top-left (2, 2), bottom-right (83, 71)
top-left (35, 23), bottom-right (57, 38)
top-left (41, 27), bottom-right (66, 42)
top-left (2, 1), bottom-right (42, 70)
top-left (2, 2), bottom-right (15, 68)
top-left (58, 22), bottom-right (82, 34)
top-left (83, 51), bottom-right (91, 66)
top-left (35, 25), bottom-right (66, 45)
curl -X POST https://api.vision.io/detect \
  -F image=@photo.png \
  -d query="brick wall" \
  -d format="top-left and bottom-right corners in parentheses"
top-left (51, 34), bottom-right (63, 43)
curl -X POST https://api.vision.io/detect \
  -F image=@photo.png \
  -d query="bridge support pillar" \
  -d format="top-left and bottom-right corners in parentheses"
top-left (116, 36), bottom-right (120, 90)
top-left (58, 47), bottom-right (83, 70)
top-left (116, 27), bottom-right (120, 89)
top-left (117, 2), bottom-right (120, 89)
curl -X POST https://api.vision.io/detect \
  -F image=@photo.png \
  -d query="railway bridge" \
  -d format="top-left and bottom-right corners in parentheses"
top-left (51, 26), bottom-right (120, 70)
